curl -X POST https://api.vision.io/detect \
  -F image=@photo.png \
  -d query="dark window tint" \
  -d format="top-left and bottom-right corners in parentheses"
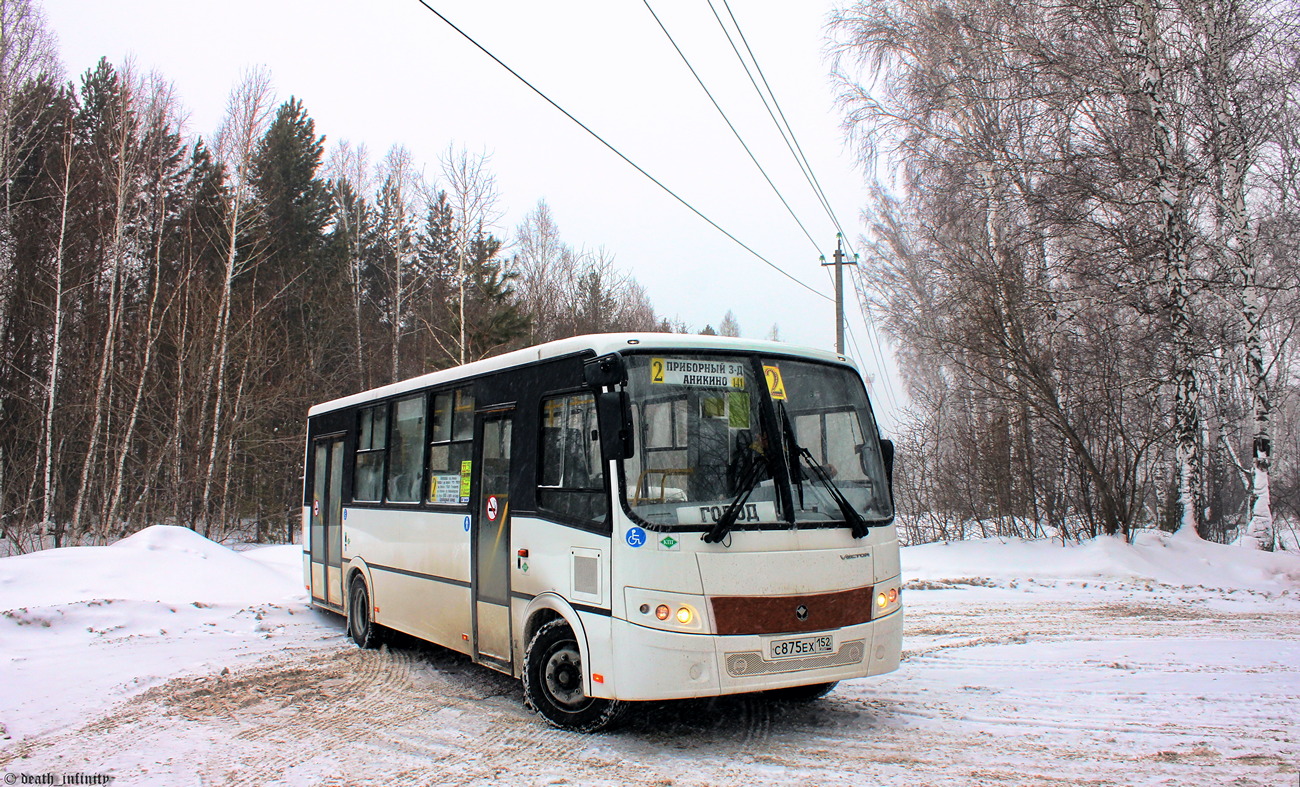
top-left (386, 395), bottom-right (425, 503)
top-left (354, 405), bottom-right (387, 502)
top-left (538, 393), bottom-right (606, 524)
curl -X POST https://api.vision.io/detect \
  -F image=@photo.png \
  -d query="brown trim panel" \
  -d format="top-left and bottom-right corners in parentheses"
top-left (710, 586), bottom-right (875, 636)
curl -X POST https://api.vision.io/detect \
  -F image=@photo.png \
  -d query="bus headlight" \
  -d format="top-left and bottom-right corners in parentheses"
top-left (626, 588), bottom-right (709, 632)
top-left (874, 582), bottom-right (902, 618)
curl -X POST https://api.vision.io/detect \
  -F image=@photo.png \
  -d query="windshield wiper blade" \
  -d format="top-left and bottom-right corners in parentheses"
top-left (778, 403), bottom-right (804, 512)
top-left (702, 447), bottom-right (768, 544)
top-left (777, 403), bottom-right (869, 538)
top-left (795, 445), bottom-right (870, 538)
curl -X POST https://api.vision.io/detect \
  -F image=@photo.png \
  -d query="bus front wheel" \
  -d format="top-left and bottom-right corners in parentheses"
top-left (523, 619), bottom-right (624, 732)
top-left (347, 577), bottom-right (383, 649)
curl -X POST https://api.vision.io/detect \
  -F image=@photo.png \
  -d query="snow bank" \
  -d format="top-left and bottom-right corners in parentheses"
top-left (0, 526), bottom-right (326, 741)
top-left (0, 525), bottom-right (299, 610)
top-left (903, 528), bottom-right (1300, 594)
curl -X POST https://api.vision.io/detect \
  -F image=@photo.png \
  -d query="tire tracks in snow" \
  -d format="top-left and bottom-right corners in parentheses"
top-left (3, 591), bottom-right (1297, 786)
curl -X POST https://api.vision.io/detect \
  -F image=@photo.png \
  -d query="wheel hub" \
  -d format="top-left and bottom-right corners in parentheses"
top-left (543, 646), bottom-right (585, 707)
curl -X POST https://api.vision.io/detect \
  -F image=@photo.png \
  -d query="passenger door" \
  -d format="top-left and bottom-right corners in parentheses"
top-left (310, 435), bottom-right (345, 608)
top-left (471, 408), bottom-right (514, 665)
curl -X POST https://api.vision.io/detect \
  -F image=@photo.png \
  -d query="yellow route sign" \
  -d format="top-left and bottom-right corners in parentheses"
top-left (763, 365), bottom-right (787, 400)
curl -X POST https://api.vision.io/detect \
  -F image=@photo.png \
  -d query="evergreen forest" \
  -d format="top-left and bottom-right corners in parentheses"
top-left (0, 4), bottom-right (660, 550)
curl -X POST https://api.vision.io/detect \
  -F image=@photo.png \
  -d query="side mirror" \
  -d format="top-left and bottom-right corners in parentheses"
top-left (597, 390), bottom-right (635, 460)
top-left (584, 354), bottom-right (626, 389)
top-left (879, 438), bottom-right (895, 500)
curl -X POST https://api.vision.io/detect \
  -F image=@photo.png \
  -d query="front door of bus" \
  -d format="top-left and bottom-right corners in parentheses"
top-left (310, 436), bottom-right (345, 609)
top-left (472, 409), bottom-right (514, 665)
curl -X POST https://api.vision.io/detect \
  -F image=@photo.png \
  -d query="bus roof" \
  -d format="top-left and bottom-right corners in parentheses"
top-left (308, 333), bottom-right (854, 416)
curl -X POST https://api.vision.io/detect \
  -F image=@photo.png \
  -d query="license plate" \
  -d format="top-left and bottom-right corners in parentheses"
top-left (769, 634), bottom-right (833, 660)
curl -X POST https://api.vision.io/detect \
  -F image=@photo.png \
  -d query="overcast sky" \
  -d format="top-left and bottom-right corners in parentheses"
top-left (44, 0), bottom-right (902, 425)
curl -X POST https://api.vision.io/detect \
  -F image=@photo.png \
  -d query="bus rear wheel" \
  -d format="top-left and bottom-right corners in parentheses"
top-left (523, 619), bottom-right (624, 732)
top-left (347, 577), bottom-right (383, 649)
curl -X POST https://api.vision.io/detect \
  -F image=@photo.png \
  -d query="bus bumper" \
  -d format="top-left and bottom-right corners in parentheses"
top-left (605, 607), bottom-right (902, 701)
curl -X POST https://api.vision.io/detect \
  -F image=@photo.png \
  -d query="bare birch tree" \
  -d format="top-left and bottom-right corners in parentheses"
top-left (376, 144), bottom-right (422, 382)
top-left (102, 73), bottom-right (184, 538)
top-left (1185, 0), bottom-right (1289, 549)
top-left (69, 59), bottom-right (146, 538)
top-left (513, 198), bottom-right (578, 343)
top-left (201, 67), bottom-right (274, 535)
top-left (326, 139), bottom-right (374, 388)
top-left (513, 199), bottom-right (657, 340)
top-left (829, 0), bottom-right (1300, 544)
top-left (0, 0), bottom-right (57, 341)
top-left (441, 144), bottom-right (501, 365)
top-left (38, 97), bottom-right (72, 546)
top-left (1134, 0), bottom-right (1204, 537)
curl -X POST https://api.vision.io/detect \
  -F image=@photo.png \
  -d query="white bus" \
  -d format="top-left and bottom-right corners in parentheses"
top-left (303, 333), bottom-right (901, 730)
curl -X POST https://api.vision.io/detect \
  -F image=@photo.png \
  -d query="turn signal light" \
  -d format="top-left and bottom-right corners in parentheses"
top-left (655, 604), bottom-right (670, 621)
top-left (876, 587), bottom-right (901, 608)
top-left (675, 606), bottom-right (693, 625)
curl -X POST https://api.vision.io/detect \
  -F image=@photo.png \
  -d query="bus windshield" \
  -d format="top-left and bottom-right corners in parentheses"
top-left (621, 353), bottom-right (893, 532)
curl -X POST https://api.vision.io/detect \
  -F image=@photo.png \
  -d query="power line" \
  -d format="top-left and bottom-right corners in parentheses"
top-left (641, 0), bottom-right (824, 259)
top-left (706, 0), bottom-right (839, 237)
top-left (850, 264), bottom-right (902, 410)
top-left (715, 0), bottom-right (853, 247)
top-left (710, 0), bottom-right (902, 406)
top-left (411, 0), bottom-right (832, 303)
top-left (820, 260), bottom-right (899, 413)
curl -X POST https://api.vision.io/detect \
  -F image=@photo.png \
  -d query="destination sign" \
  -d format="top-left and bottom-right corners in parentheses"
top-left (650, 358), bottom-right (746, 389)
top-left (675, 499), bottom-right (778, 525)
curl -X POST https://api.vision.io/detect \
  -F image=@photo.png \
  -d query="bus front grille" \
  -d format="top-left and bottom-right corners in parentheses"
top-left (724, 639), bottom-right (865, 677)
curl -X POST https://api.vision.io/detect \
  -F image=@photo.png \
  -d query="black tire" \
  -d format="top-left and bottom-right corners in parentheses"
top-left (766, 681), bottom-right (839, 702)
top-left (347, 576), bottom-right (383, 649)
top-left (523, 619), bottom-right (625, 732)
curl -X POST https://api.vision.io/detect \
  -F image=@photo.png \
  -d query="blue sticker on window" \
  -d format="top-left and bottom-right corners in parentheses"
top-left (463, 515), bottom-right (471, 532)
top-left (625, 527), bottom-right (647, 548)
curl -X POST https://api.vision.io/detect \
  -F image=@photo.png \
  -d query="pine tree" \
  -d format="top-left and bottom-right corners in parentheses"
top-left (251, 97), bottom-right (330, 272)
top-left (460, 229), bottom-right (529, 361)
top-left (247, 96), bottom-right (338, 540)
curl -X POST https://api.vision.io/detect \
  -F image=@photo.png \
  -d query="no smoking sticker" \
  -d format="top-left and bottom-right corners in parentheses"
top-left (486, 495), bottom-right (500, 521)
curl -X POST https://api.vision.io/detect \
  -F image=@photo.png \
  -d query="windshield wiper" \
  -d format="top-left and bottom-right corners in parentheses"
top-left (777, 403), bottom-right (870, 539)
top-left (702, 444), bottom-right (769, 544)
top-left (778, 403), bottom-right (804, 511)
top-left (796, 444), bottom-right (870, 538)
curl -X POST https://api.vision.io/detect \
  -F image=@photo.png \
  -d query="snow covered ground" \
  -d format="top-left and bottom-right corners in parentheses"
top-left (1, 526), bottom-right (1297, 786)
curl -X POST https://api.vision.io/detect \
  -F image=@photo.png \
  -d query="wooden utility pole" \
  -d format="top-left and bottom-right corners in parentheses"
top-left (821, 234), bottom-right (856, 355)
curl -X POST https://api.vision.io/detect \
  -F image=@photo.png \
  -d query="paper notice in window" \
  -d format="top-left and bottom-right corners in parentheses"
top-left (430, 474), bottom-right (462, 505)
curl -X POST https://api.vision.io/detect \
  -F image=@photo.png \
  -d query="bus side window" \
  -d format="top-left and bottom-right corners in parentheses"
top-left (427, 387), bottom-right (474, 506)
top-left (386, 395), bottom-right (425, 503)
top-left (354, 405), bottom-right (387, 502)
top-left (537, 393), bottom-right (605, 525)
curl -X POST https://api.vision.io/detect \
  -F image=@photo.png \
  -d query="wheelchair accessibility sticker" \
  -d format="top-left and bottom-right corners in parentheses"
top-left (625, 527), bottom-right (647, 548)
